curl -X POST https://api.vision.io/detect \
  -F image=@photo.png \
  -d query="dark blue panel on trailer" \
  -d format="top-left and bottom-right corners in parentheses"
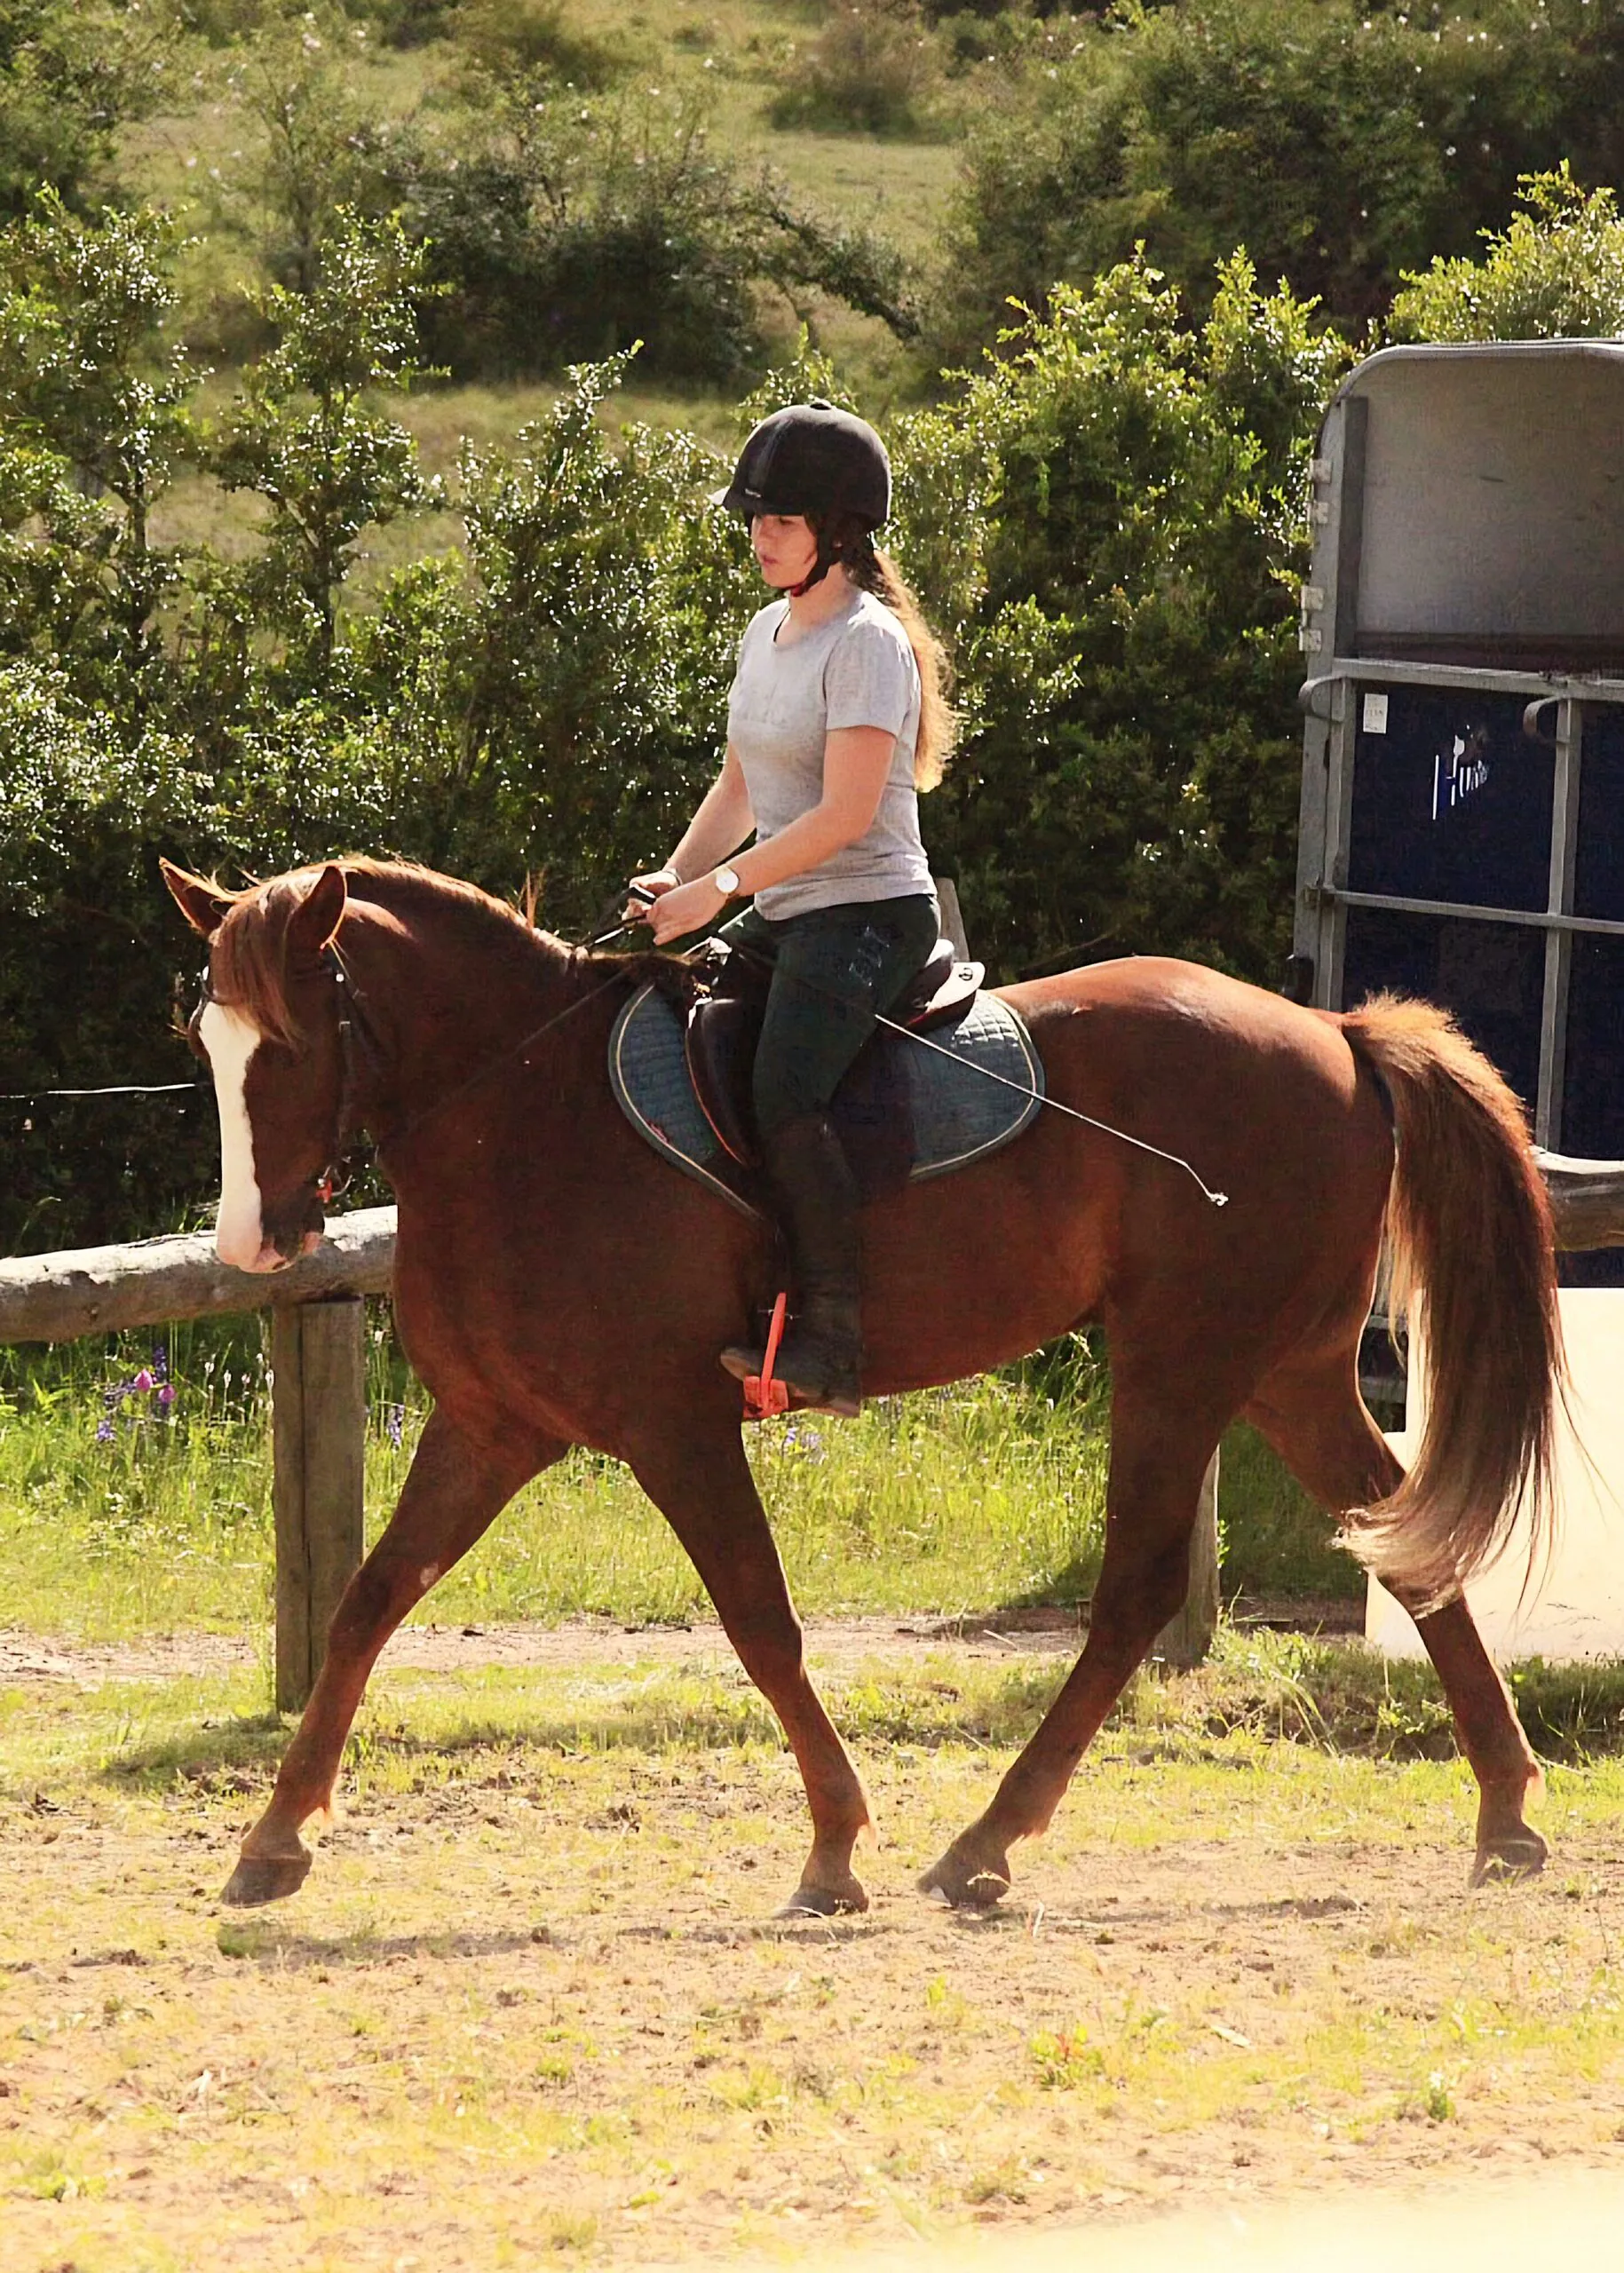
top-left (1342, 907), bottom-right (1543, 1108)
top-left (1347, 686), bottom-right (1553, 910)
top-left (1574, 707), bottom-right (1624, 922)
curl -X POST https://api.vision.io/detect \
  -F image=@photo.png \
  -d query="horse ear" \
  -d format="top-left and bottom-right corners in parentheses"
top-left (162, 859), bottom-right (234, 939)
top-left (289, 863), bottom-right (348, 956)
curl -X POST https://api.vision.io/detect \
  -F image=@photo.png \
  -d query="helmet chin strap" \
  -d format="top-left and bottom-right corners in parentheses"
top-left (785, 524), bottom-right (873, 598)
top-left (788, 545), bottom-right (836, 598)
top-left (782, 518), bottom-right (845, 599)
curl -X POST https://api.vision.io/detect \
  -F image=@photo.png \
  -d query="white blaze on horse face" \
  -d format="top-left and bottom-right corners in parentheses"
top-left (199, 1000), bottom-right (269, 1271)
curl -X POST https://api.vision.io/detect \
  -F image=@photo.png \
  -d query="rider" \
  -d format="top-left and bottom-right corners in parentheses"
top-left (627, 400), bottom-right (955, 1416)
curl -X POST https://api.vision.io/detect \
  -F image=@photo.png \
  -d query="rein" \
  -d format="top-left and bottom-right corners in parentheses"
top-left (318, 942), bottom-right (638, 1167)
top-left (191, 887), bottom-right (1227, 1215)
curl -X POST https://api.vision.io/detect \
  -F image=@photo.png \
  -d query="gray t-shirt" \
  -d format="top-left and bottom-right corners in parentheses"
top-left (725, 589), bottom-right (934, 921)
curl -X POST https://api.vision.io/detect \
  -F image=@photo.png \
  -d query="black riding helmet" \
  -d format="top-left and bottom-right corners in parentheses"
top-left (714, 400), bottom-right (891, 531)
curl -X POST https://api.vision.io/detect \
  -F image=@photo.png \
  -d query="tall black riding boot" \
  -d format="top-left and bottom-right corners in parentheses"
top-left (721, 1112), bottom-right (864, 1417)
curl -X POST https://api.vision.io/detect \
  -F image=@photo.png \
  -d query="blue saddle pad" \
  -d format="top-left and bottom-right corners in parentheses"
top-left (607, 982), bottom-right (1044, 1220)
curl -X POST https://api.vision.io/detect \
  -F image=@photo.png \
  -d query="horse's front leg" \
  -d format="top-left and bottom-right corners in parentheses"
top-left (627, 1420), bottom-right (874, 1914)
top-left (224, 1407), bottom-right (559, 1906)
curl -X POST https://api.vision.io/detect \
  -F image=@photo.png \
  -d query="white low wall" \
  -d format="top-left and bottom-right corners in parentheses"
top-left (1368, 1288), bottom-right (1624, 1660)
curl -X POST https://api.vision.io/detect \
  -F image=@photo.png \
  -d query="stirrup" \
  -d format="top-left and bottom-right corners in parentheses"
top-left (724, 1291), bottom-right (790, 1419)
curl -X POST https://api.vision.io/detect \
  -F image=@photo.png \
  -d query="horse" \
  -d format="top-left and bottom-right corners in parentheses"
top-left (161, 854), bottom-right (1565, 1915)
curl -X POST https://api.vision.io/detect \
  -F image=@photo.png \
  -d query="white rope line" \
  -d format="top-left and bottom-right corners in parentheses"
top-left (872, 1007), bottom-right (1230, 1208)
top-left (1, 1081), bottom-right (198, 1101)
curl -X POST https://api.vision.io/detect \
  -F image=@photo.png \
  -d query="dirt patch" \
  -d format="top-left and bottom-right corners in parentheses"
top-left (2, 1650), bottom-right (1623, 2270)
top-left (0, 1598), bottom-right (1360, 1691)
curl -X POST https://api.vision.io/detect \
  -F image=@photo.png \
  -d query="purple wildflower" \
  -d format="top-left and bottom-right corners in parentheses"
top-left (384, 1402), bottom-right (406, 1448)
top-left (150, 1344), bottom-right (169, 1383)
top-left (157, 1382), bottom-right (177, 1409)
top-left (132, 1368), bottom-right (154, 1393)
top-left (95, 1415), bottom-right (115, 1445)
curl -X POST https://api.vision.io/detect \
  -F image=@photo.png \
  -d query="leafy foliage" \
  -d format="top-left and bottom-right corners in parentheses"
top-left (906, 255), bottom-right (1348, 979)
top-left (213, 209), bottom-right (440, 667)
top-left (1390, 166), bottom-right (1624, 342)
top-left (0, 0), bottom-right (167, 217)
top-left (0, 191), bottom-right (199, 709)
top-left (384, 82), bottom-right (915, 383)
top-left (939, 0), bottom-right (1624, 349)
top-left (769, 0), bottom-right (943, 137)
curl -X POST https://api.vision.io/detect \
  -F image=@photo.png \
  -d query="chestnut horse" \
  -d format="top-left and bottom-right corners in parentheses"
top-left (162, 856), bottom-right (1563, 1914)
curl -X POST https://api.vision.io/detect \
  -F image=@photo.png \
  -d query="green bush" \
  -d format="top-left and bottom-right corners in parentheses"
top-left (385, 85), bottom-right (915, 383)
top-left (0, 0), bottom-right (166, 217)
top-left (769, 0), bottom-right (941, 137)
top-left (1390, 166), bottom-right (1624, 343)
top-left (899, 253), bottom-right (1347, 981)
top-left (448, 0), bottom-right (628, 81)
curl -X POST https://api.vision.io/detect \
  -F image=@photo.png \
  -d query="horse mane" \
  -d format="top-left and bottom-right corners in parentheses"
top-left (207, 859), bottom-right (633, 1050)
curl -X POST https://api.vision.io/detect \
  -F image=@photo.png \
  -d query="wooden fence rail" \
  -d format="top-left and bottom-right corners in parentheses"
top-left (3, 1156), bottom-right (1622, 1706)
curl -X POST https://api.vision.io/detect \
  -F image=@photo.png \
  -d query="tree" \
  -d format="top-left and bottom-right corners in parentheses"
top-left (0, 0), bottom-right (167, 218)
top-left (900, 254), bottom-right (1347, 982)
top-left (937, 0), bottom-right (1618, 352)
top-left (384, 80), bottom-right (915, 384)
top-left (224, 9), bottom-right (378, 295)
top-left (0, 190), bottom-right (199, 719)
top-left (213, 209), bottom-right (438, 671)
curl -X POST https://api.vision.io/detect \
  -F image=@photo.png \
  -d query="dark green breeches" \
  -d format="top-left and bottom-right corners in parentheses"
top-left (721, 895), bottom-right (939, 1138)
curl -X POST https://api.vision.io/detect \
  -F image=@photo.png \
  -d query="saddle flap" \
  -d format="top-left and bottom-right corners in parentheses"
top-left (685, 992), bottom-right (765, 1168)
top-left (683, 938), bottom-right (987, 1174)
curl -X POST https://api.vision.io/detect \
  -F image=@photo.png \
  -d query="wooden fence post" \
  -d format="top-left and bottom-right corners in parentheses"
top-left (1153, 1447), bottom-right (1221, 1669)
top-left (272, 1295), bottom-right (367, 1714)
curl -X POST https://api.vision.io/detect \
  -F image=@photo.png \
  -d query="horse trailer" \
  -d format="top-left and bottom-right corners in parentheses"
top-left (1289, 342), bottom-right (1624, 1656)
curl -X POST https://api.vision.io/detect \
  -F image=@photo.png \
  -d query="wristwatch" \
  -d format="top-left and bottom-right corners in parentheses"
top-left (711, 866), bottom-right (742, 899)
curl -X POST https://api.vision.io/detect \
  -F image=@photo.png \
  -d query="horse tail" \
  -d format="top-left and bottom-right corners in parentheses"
top-left (1339, 992), bottom-right (1565, 1610)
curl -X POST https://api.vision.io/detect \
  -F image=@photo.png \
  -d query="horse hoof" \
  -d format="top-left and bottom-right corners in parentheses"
top-left (220, 1849), bottom-right (313, 1907)
top-left (776, 1879), bottom-right (868, 1919)
top-left (917, 1849), bottom-right (1011, 1910)
top-left (1471, 1831), bottom-right (1549, 1888)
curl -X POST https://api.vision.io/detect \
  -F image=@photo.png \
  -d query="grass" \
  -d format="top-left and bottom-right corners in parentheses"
top-left (6, 1643), bottom-right (1624, 2267)
top-left (0, 1314), bottom-right (1355, 1643)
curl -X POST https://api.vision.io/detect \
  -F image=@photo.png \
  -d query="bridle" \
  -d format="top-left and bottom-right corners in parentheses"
top-left (314, 941), bottom-right (369, 1202)
top-left (190, 940), bottom-right (377, 1208)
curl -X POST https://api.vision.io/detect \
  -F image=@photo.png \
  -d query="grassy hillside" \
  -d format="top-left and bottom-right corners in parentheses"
top-left (112, 0), bottom-right (968, 434)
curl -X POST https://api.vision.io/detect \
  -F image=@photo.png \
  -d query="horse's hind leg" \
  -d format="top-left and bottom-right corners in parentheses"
top-left (1248, 1356), bottom-right (1546, 1885)
top-left (224, 1408), bottom-right (558, 1906)
top-left (626, 1422), bottom-right (874, 1915)
top-left (921, 1375), bottom-right (1227, 1909)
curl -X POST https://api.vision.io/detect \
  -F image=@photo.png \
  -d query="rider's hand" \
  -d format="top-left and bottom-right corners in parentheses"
top-left (647, 872), bottom-right (730, 946)
top-left (623, 867), bottom-right (680, 923)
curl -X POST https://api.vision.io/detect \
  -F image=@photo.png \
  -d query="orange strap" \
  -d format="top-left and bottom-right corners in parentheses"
top-left (745, 1291), bottom-right (790, 1418)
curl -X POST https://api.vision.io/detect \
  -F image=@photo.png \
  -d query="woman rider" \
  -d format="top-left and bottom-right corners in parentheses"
top-left (627, 400), bottom-right (955, 1417)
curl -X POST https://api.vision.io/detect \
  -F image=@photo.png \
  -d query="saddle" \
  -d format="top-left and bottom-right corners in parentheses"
top-left (608, 945), bottom-right (1044, 1216)
top-left (686, 936), bottom-right (984, 1172)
